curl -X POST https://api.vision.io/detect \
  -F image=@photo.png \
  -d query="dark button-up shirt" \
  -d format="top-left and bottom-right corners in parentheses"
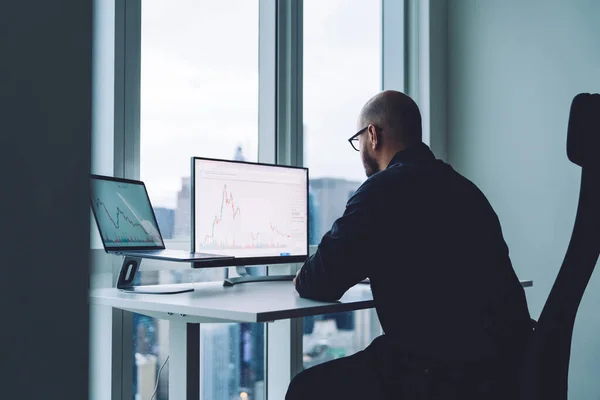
top-left (295, 143), bottom-right (531, 361)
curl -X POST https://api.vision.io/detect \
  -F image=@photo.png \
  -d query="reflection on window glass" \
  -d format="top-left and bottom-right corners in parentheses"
top-left (136, 1), bottom-right (263, 399)
top-left (303, 0), bottom-right (382, 369)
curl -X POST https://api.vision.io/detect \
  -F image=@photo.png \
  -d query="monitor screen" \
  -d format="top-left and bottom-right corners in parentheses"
top-left (90, 175), bottom-right (165, 250)
top-left (192, 158), bottom-right (308, 264)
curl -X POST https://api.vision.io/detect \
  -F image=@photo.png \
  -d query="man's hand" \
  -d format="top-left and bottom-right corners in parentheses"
top-left (292, 268), bottom-right (301, 287)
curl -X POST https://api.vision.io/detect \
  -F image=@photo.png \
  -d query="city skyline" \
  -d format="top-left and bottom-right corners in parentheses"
top-left (154, 153), bottom-right (362, 245)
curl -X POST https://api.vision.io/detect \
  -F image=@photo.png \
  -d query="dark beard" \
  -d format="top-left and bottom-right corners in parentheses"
top-left (361, 151), bottom-right (380, 177)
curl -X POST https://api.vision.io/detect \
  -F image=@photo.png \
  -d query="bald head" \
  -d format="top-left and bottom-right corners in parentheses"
top-left (358, 90), bottom-right (422, 147)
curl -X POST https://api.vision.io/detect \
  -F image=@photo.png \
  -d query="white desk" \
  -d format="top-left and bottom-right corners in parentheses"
top-left (90, 279), bottom-right (533, 400)
top-left (91, 281), bottom-right (374, 400)
top-left (91, 280), bottom-right (375, 323)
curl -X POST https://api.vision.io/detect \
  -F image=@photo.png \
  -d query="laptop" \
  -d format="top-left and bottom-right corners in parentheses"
top-left (90, 174), bottom-right (234, 263)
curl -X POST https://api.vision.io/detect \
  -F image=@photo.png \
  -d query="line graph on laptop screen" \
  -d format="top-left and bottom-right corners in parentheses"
top-left (90, 178), bottom-right (164, 248)
top-left (193, 159), bottom-right (308, 258)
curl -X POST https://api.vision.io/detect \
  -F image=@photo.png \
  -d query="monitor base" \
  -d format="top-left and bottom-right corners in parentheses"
top-left (223, 274), bottom-right (296, 287)
top-left (118, 286), bottom-right (194, 295)
top-left (116, 256), bottom-right (192, 294)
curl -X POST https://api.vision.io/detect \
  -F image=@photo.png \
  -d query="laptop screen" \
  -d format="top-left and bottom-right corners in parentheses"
top-left (90, 175), bottom-right (165, 251)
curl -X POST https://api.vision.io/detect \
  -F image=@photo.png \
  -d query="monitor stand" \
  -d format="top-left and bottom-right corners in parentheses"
top-left (116, 256), bottom-right (194, 294)
top-left (222, 266), bottom-right (296, 287)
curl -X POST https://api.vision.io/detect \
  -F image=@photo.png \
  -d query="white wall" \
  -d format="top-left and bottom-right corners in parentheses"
top-left (446, 0), bottom-right (600, 398)
top-left (0, 1), bottom-right (92, 399)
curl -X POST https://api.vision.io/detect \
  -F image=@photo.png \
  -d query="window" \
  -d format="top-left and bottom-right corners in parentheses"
top-left (89, 0), bottom-right (407, 397)
top-left (140, 0), bottom-right (259, 245)
top-left (303, 0), bottom-right (383, 368)
top-left (136, 1), bottom-right (264, 399)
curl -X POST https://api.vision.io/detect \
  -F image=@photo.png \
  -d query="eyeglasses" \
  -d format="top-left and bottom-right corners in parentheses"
top-left (348, 127), bottom-right (367, 151)
top-left (348, 125), bottom-right (381, 151)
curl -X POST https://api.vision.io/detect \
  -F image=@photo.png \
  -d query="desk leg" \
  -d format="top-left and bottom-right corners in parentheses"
top-left (169, 321), bottom-right (200, 400)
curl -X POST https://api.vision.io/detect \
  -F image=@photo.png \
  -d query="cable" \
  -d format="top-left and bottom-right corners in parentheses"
top-left (149, 355), bottom-right (169, 400)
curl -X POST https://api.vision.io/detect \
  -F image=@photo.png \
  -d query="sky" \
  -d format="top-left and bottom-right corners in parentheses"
top-left (140, 0), bottom-right (382, 209)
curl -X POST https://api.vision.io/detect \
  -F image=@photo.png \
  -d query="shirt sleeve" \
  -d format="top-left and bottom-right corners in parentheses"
top-left (295, 178), bottom-right (381, 302)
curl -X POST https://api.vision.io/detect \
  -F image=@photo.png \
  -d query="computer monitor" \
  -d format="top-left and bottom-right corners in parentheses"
top-left (191, 157), bottom-right (309, 267)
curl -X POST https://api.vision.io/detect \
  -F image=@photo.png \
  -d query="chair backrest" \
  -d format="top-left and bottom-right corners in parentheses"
top-left (521, 93), bottom-right (600, 399)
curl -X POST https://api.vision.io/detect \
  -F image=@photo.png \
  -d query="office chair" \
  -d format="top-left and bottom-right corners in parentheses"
top-left (520, 93), bottom-right (600, 399)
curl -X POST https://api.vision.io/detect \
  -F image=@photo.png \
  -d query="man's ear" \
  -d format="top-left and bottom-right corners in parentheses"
top-left (368, 124), bottom-right (379, 150)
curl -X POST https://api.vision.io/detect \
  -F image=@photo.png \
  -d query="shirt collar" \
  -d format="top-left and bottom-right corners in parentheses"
top-left (387, 142), bottom-right (437, 169)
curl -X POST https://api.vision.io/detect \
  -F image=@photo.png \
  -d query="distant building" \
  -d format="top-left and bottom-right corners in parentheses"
top-left (174, 177), bottom-right (191, 239)
top-left (153, 207), bottom-right (175, 239)
top-left (200, 324), bottom-right (241, 400)
top-left (308, 192), bottom-right (319, 245)
top-left (234, 145), bottom-right (246, 161)
top-left (309, 177), bottom-right (362, 242)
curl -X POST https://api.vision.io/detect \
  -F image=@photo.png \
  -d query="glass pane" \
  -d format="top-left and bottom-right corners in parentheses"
top-left (137, 1), bottom-right (263, 399)
top-left (132, 270), bottom-right (266, 400)
top-left (141, 0), bottom-right (259, 246)
top-left (303, 0), bottom-right (382, 368)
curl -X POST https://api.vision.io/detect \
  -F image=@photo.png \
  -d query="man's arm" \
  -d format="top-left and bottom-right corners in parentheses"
top-left (295, 179), bottom-right (380, 301)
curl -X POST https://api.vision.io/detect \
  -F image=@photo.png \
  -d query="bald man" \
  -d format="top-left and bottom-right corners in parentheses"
top-left (287, 91), bottom-right (531, 399)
